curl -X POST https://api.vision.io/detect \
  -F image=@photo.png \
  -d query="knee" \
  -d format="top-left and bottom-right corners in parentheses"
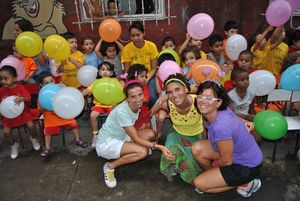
top-left (158, 115), bottom-right (165, 123)
top-left (90, 112), bottom-right (98, 120)
top-left (27, 121), bottom-right (34, 129)
top-left (193, 178), bottom-right (208, 192)
top-left (137, 147), bottom-right (148, 159)
top-left (191, 142), bottom-right (203, 158)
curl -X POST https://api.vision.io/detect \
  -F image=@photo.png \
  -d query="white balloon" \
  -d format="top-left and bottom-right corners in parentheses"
top-left (52, 87), bottom-right (84, 119)
top-left (77, 65), bottom-right (98, 87)
top-left (248, 70), bottom-right (276, 96)
top-left (0, 96), bottom-right (24, 119)
top-left (225, 34), bottom-right (247, 61)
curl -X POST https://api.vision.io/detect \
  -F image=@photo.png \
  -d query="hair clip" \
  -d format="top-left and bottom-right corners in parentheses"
top-left (119, 73), bottom-right (128, 79)
top-left (134, 71), bottom-right (138, 78)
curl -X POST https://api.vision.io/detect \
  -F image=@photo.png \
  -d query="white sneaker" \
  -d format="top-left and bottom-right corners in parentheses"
top-left (10, 142), bottom-right (19, 159)
top-left (237, 179), bottom-right (261, 197)
top-left (103, 162), bottom-right (117, 188)
top-left (91, 135), bottom-right (98, 148)
top-left (29, 136), bottom-right (40, 151)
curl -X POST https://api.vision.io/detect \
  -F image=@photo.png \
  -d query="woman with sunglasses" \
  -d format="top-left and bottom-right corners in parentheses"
top-left (192, 80), bottom-right (263, 198)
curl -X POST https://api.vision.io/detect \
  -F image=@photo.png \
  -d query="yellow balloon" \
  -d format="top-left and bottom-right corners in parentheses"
top-left (44, 35), bottom-right (71, 61)
top-left (15, 31), bottom-right (43, 57)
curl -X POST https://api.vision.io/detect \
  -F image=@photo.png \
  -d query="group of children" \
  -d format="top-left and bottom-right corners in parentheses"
top-left (1, 17), bottom-right (300, 161)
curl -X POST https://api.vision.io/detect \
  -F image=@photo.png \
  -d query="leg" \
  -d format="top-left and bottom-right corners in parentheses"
top-left (90, 111), bottom-right (100, 134)
top-left (3, 127), bottom-right (14, 146)
top-left (193, 167), bottom-right (234, 193)
top-left (44, 135), bottom-right (51, 150)
top-left (26, 121), bottom-right (37, 139)
top-left (157, 110), bottom-right (167, 138)
top-left (192, 140), bottom-right (219, 170)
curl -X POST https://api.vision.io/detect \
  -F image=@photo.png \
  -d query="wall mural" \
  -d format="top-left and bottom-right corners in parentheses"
top-left (2, 0), bottom-right (67, 40)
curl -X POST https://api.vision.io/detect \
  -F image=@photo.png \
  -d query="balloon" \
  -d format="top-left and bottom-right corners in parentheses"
top-left (187, 13), bottom-right (214, 40)
top-left (15, 31), bottom-right (43, 57)
top-left (159, 49), bottom-right (181, 66)
top-left (226, 34), bottom-right (247, 61)
top-left (248, 70), bottom-right (276, 96)
top-left (287, 0), bottom-right (300, 13)
top-left (158, 60), bottom-right (182, 82)
top-left (44, 35), bottom-right (71, 61)
top-left (0, 96), bottom-right (24, 119)
top-left (92, 78), bottom-right (125, 105)
top-left (280, 64), bottom-right (300, 90)
top-left (77, 65), bottom-right (98, 87)
top-left (266, 0), bottom-right (292, 26)
top-left (53, 87), bottom-right (84, 119)
top-left (191, 60), bottom-right (222, 84)
top-left (99, 19), bottom-right (122, 42)
top-left (253, 110), bottom-right (288, 140)
top-left (0, 57), bottom-right (25, 81)
top-left (38, 84), bottom-right (62, 111)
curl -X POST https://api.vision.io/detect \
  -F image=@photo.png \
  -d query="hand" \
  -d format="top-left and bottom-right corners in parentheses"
top-left (157, 145), bottom-right (175, 161)
top-left (68, 57), bottom-right (76, 64)
top-left (244, 121), bottom-right (254, 132)
top-left (266, 25), bottom-right (274, 32)
top-left (14, 95), bottom-right (23, 105)
top-left (186, 33), bottom-right (191, 41)
top-left (158, 95), bottom-right (168, 107)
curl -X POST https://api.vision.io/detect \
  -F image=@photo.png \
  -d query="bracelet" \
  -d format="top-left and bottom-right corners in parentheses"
top-left (151, 142), bottom-right (157, 151)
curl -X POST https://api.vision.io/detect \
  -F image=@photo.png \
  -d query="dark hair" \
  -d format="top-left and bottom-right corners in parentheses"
top-left (158, 53), bottom-right (176, 66)
top-left (129, 21), bottom-right (144, 33)
top-left (37, 71), bottom-right (52, 84)
top-left (124, 81), bottom-right (143, 97)
top-left (81, 36), bottom-right (94, 45)
top-left (281, 52), bottom-right (300, 73)
top-left (15, 18), bottom-right (34, 32)
top-left (0, 65), bottom-right (17, 77)
top-left (292, 30), bottom-right (300, 43)
top-left (181, 46), bottom-right (201, 62)
top-left (196, 81), bottom-right (230, 111)
top-left (224, 20), bottom-right (239, 32)
top-left (127, 64), bottom-right (148, 80)
top-left (107, 0), bottom-right (119, 6)
top-left (161, 36), bottom-right (176, 48)
top-left (208, 34), bottom-right (223, 47)
top-left (164, 73), bottom-right (191, 92)
top-left (238, 50), bottom-right (254, 61)
top-left (61, 32), bottom-right (76, 40)
top-left (97, 61), bottom-right (116, 78)
top-left (230, 67), bottom-right (248, 81)
top-left (100, 41), bottom-right (120, 56)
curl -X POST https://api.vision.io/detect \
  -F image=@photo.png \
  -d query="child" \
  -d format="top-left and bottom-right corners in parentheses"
top-left (178, 33), bottom-right (207, 59)
top-left (38, 71), bottom-right (88, 158)
top-left (13, 45), bottom-right (38, 83)
top-left (182, 46), bottom-right (200, 89)
top-left (288, 30), bottom-right (300, 53)
top-left (96, 39), bottom-right (123, 78)
top-left (161, 36), bottom-right (176, 50)
top-left (222, 20), bottom-right (239, 57)
top-left (106, 0), bottom-right (126, 16)
top-left (207, 34), bottom-right (227, 66)
top-left (126, 64), bottom-right (151, 130)
top-left (81, 36), bottom-right (102, 68)
top-left (82, 62), bottom-right (116, 147)
top-left (0, 66), bottom-right (40, 159)
top-left (228, 67), bottom-right (261, 143)
top-left (57, 32), bottom-right (84, 88)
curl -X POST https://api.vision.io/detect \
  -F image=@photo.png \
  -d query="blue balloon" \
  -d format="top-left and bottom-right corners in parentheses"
top-left (280, 64), bottom-right (300, 90)
top-left (38, 84), bottom-right (62, 111)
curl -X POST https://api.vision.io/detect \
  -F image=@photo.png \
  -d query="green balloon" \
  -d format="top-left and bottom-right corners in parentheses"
top-left (159, 49), bottom-right (181, 66)
top-left (92, 78), bottom-right (125, 105)
top-left (253, 110), bottom-right (288, 140)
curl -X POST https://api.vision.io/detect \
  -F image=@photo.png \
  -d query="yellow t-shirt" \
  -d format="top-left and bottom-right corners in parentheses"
top-left (59, 50), bottom-right (84, 88)
top-left (121, 40), bottom-right (159, 71)
top-left (251, 42), bottom-right (271, 70)
top-left (200, 50), bottom-right (207, 60)
top-left (168, 94), bottom-right (203, 136)
top-left (87, 80), bottom-right (113, 108)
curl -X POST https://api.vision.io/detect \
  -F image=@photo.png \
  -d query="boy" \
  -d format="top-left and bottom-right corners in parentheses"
top-left (288, 30), bottom-right (300, 53)
top-left (223, 20), bottom-right (239, 57)
top-left (106, 0), bottom-right (126, 16)
top-left (38, 71), bottom-right (88, 158)
top-left (81, 36), bottom-right (102, 68)
top-left (161, 36), bottom-right (176, 50)
top-left (57, 32), bottom-right (84, 89)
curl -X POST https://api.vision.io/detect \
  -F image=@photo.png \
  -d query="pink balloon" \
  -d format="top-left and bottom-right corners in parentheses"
top-left (158, 60), bottom-right (181, 82)
top-left (0, 57), bottom-right (25, 81)
top-left (287, 0), bottom-right (300, 12)
top-left (266, 0), bottom-right (292, 26)
top-left (187, 13), bottom-right (214, 40)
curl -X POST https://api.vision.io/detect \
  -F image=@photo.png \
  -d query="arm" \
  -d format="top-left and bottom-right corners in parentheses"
top-left (146, 58), bottom-right (158, 84)
top-left (252, 25), bottom-right (274, 52)
top-left (150, 96), bottom-right (168, 115)
top-left (184, 67), bottom-right (192, 80)
top-left (37, 52), bottom-right (47, 66)
top-left (69, 57), bottom-right (83, 68)
top-left (95, 39), bottom-right (104, 59)
top-left (123, 61), bottom-right (131, 73)
top-left (116, 40), bottom-right (124, 57)
top-left (82, 88), bottom-right (92, 96)
top-left (155, 75), bottom-right (162, 94)
top-left (57, 60), bottom-right (67, 73)
top-left (178, 33), bottom-right (191, 56)
top-left (216, 140), bottom-right (233, 166)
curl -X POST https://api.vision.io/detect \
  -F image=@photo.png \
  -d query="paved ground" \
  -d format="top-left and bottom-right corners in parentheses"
top-left (0, 117), bottom-right (299, 201)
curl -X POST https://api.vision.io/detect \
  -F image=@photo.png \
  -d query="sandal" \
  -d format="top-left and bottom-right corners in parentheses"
top-left (40, 149), bottom-right (51, 157)
top-left (75, 139), bottom-right (88, 148)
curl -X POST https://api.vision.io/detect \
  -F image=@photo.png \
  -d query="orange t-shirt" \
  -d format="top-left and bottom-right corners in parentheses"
top-left (21, 57), bottom-right (38, 78)
top-left (43, 110), bottom-right (76, 128)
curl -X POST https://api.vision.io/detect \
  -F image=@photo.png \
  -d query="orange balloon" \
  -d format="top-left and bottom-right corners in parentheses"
top-left (99, 19), bottom-right (121, 42)
top-left (191, 60), bottom-right (223, 84)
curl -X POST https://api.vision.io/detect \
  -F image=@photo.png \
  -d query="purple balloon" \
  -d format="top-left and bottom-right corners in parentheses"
top-left (266, 0), bottom-right (292, 26)
top-left (0, 57), bottom-right (25, 81)
top-left (287, 0), bottom-right (300, 12)
top-left (187, 13), bottom-right (214, 40)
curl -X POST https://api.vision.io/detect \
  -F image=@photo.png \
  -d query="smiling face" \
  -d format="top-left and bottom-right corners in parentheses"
top-left (127, 86), bottom-right (144, 112)
top-left (166, 82), bottom-right (188, 106)
top-left (196, 88), bottom-right (221, 117)
top-left (0, 70), bottom-right (16, 88)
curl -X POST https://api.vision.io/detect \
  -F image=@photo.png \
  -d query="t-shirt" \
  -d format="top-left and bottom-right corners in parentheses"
top-left (183, 66), bottom-right (196, 85)
top-left (207, 52), bottom-right (226, 66)
top-left (21, 57), bottom-right (38, 78)
top-left (84, 51), bottom-right (102, 68)
top-left (121, 40), bottom-right (159, 72)
top-left (103, 56), bottom-right (123, 78)
top-left (97, 101), bottom-right (139, 143)
top-left (206, 107), bottom-right (263, 167)
top-left (33, 56), bottom-right (50, 77)
top-left (228, 88), bottom-right (255, 115)
top-left (43, 109), bottom-right (76, 128)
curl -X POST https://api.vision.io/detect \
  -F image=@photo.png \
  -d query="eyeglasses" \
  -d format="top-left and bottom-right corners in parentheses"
top-left (197, 95), bottom-right (220, 103)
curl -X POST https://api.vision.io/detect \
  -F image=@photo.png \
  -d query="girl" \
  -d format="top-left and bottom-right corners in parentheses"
top-left (81, 37), bottom-right (102, 68)
top-left (178, 33), bottom-right (207, 60)
top-left (96, 39), bottom-right (123, 78)
top-left (0, 66), bottom-right (40, 159)
top-left (82, 62), bottom-right (116, 147)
